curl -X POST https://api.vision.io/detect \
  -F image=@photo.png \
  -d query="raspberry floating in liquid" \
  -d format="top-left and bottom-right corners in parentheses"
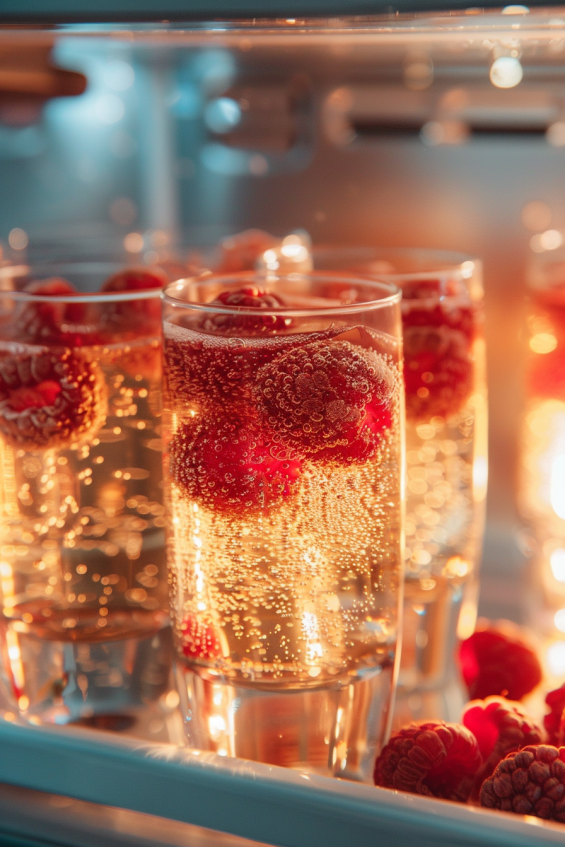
top-left (180, 614), bottom-right (223, 660)
top-left (545, 685), bottom-right (565, 746)
top-left (459, 620), bottom-right (543, 701)
top-left (202, 286), bottom-right (292, 336)
top-left (374, 720), bottom-right (482, 802)
top-left (13, 278), bottom-right (90, 346)
top-left (463, 696), bottom-right (544, 796)
top-left (255, 338), bottom-right (394, 465)
top-left (101, 266), bottom-right (168, 330)
top-left (401, 278), bottom-right (478, 422)
top-left (170, 413), bottom-right (302, 515)
top-left (480, 745), bottom-right (565, 821)
top-left (0, 349), bottom-right (106, 450)
top-left (403, 324), bottom-right (474, 422)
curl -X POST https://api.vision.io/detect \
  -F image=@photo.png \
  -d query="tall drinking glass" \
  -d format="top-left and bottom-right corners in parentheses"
top-left (0, 261), bottom-right (174, 733)
top-left (313, 248), bottom-right (487, 722)
top-left (162, 272), bottom-right (404, 781)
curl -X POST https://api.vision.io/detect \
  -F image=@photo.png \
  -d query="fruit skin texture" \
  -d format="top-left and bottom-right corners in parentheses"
top-left (180, 614), bottom-right (222, 660)
top-left (202, 286), bottom-right (292, 336)
top-left (373, 721), bottom-right (482, 802)
top-left (544, 685), bottom-right (565, 746)
top-left (462, 696), bottom-right (544, 798)
top-left (13, 278), bottom-right (90, 346)
top-left (169, 413), bottom-right (302, 515)
top-left (101, 266), bottom-right (168, 329)
top-left (0, 349), bottom-right (106, 450)
top-left (480, 745), bottom-right (565, 821)
top-left (254, 338), bottom-right (394, 465)
top-left (401, 278), bottom-right (478, 422)
top-left (458, 620), bottom-right (542, 702)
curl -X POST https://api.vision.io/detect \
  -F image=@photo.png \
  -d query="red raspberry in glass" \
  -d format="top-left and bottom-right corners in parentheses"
top-left (180, 614), bottom-right (223, 661)
top-left (480, 745), bottom-right (565, 821)
top-left (401, 276), bottom-right (478, 422)
top-left (255, 338), bottom-right (394, 465)
top-left (463, 696), bottom-right (544, 797)
top-left (202, 286), bottom-right (292, 336)
top-left (215, 229), bottom-right (279, 273)
top-left (545, 685), bottom-right (565, 745)
top-left (0, 349), bottom-right (106, 450)
top-left (403, 324), bottom-right (474, 421)
top-left (13, 278), bottom-right (91, 346)
top-left (459, 620), bottom-right (542, 702)
top-left (374, 721), bottom-right (482, 802)
top-left (101, 266), bottom-right (168, 330)
top-left (169, 413), bottom-right (302, 515)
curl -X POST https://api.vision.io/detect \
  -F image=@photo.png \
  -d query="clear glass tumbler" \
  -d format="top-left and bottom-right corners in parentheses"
top-left (313, 248), bottom-right (487, 722)
top-left (0, 261), bottom-right (174, 731)
top-left (162, 272), bottom-right (404, 781)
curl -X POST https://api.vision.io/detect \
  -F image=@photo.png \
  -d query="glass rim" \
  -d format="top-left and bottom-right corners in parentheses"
top-left (0, 263), bottom-right (163, 304)
top-left (163, 271), bottom-right (401, 318)
top-left (312, 246), bottom-right (479, 283)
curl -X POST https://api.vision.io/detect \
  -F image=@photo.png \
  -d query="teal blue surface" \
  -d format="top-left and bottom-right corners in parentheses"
top-left (0, 720), bottom-right (561, 847)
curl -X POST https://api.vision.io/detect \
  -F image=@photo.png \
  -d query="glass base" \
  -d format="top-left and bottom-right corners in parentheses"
top-left (0, 623), bottom-right (176, 729)
top-left (177, 664), bottom-right (395, 783)
top-left (395, 576), bottom-right (474, 724)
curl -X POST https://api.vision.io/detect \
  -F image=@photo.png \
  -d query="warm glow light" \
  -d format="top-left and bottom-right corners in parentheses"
top-left (547, 640), bottom-right (565, 676)
top-left (540, 230), bottom-right (563, 251)
top-left (490, 57), bottom-right (523, 89)
top-left (551, 548), bottom-right (565, 582)
top-left (555, 609), bottom-right (565, 632)
top-left (530, 333), bottom-right (558, 354)
top-left (550, 455), bottom-right (565, 519)
top-left (124, 232), bottom-right (144, 253)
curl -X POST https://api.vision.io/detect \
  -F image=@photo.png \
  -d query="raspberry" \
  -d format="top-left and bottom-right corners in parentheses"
top-left (180, 614), bottom-right (223, 660)
top-left (480, 745), bottom-right (565, 821)
top-left (169, 413), bottom-right (302, 515)
top-left (463, 696), bottom-right (544, 796)
top-left (255, 338), bottom-right (394, 465)
top-left (545, 686), bottom-right (565, 745)
top-left (459, 620), bottom-right (542, 702)
top-left (0, 349), bottom-right (106, 450)
top-left (13, 279), bottom-right (91, 346)
top-left (202, 286), bottom-right (292, 336)
top-left (215, 229), bottom-right (279, 273)
top-left (374, 721), bottom-right (482, 802)
top-left (401, 279), bottom-right (478, 421)
top-left (101, 266), bottom-right (168, 330)
top-left (163, 325), bottom-right (338, 412)
top-left (403, 324), bottom-right (474, 421)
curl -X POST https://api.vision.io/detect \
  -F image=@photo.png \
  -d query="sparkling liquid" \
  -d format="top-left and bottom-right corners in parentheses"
top-left (164, 320), bottom-right (403, 692)
top-left (0, 336), bottom-right (168, 649)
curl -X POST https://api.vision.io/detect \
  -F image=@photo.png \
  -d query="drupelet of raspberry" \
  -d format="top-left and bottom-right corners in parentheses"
top-left (255, 338), bottom-right (394, 465)
top-left (202, 286), bottom-right (292, 336)
top-left (463, 696), bottom-right (544, 796)
top-left (13, 278), bottom-right (90, 346)
top-left (180, 614), bottom-right (223, 661)
top-left (0, 349), bottom-right (106, 450)
top-left (169, 413), bottom-right (302, 515)
top-left (480, 745), bottom-right (565, 821)
top-left (374, 721), bottom-right (482, 802)
top-left (459, 620), bottom-right (542, 702)
top-left (544, 685), bottom-right (565, 745)
top-left (101, 266), bottom-right (168, 330)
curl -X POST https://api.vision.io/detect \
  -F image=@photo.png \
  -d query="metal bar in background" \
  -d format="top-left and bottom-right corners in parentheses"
top-left (0, 0), bottom-right (565, 23)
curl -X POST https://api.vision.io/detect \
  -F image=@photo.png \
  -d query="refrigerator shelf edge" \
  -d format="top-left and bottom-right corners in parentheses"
top-left (0, 719), bottom-right (563, 847)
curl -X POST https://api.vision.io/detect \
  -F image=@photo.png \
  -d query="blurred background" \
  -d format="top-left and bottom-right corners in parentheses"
top-left (2, 14), bottom-right (565, 638)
